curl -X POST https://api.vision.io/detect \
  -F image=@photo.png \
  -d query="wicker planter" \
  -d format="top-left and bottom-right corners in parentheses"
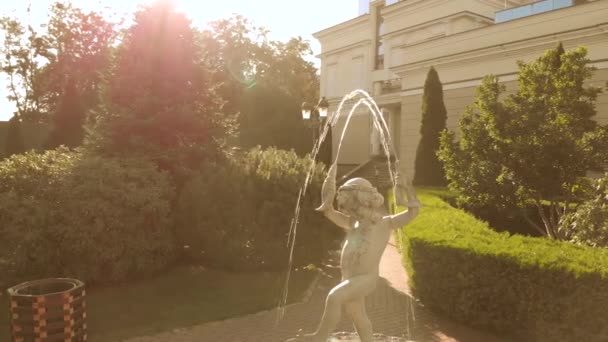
top-left (7, 278), bottom-right (86, 342)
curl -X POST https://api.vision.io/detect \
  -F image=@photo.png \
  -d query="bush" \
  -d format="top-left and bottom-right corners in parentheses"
top-left (0, 149), bottom-right (176, 288)
top-left (439, 45), bottom-right (608, 239)
top-left (395, 189), bottom-right (608, 341)
top-left (560, 174), bottom-right (608, 248)
top-left (174, 147), bottom-right (341, 271)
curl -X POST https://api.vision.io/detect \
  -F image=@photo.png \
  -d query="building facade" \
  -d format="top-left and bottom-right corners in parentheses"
top-left (314, 0), bottom-right (608, 179)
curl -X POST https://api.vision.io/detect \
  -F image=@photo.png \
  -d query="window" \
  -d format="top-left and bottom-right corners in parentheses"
top-left (351, 57), bottom-right (365, 90)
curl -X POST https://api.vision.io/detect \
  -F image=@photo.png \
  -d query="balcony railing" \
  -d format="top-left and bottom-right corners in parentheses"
top-left (373, 78), bottom-right (401, 96)
top-left (495, 0), bottom-right (573, 23)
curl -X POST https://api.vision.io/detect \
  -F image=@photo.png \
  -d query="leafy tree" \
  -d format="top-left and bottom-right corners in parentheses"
top-left (46, 78), bottom-right (86, 148)
top-left (42, 1), bottom-right (117, 146)
top-left (4, 114), bottom-right (25, 157)
top-left (86, 1), bottom-right (231, 172)
top-left (414, 66), bottom-right (447, 186)
top-left (0, 11), bottom-right (49, 122)
top-left (439, 44), bottom-right (608, 238)
top-left (0, 2), bottom-right (117, 125)
top-left (239, 85), bottom-right (309, 152)
top-left (200, 16), bottom-right (318, 156)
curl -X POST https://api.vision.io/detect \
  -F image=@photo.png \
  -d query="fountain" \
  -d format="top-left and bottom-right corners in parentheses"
top-left (281, 90), bottom-right (421, 342)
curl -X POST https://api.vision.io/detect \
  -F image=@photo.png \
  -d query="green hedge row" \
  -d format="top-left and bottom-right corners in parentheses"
top-left (0, 146), bottom-right (339, 289)
top-left (0, 149), bottom-right (176, 288)
top-left (396, 189), bottom-right (608, 341)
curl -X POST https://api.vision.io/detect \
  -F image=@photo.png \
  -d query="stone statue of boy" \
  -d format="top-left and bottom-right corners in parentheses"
top-left (287, 163), bottom-right (421, 342)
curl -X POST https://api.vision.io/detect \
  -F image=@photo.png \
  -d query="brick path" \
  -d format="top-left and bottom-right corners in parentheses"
top-left (124, 238), bottom-right (512, 342)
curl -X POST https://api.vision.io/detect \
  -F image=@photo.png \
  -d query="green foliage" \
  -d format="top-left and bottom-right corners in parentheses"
top-left (4, 114), bottom-right (25, 157)
top-left (174, 147), bottom-right (341, 271)
top-left (414, 67), bottom-right (447, 186)
top-left (200, 15), bottom-right (318, 155)
top-left (439, 44), bottom-right (608, 238)
top-left (238, 84), bottom-right (312, 155)
top-left (395, 189), bottom-right (608, 341)
top-left (0, 149), bottom-right (176, 287)
top-left (560, 174), bottom-right (608, 248)
top-left (86, 2), bottom-right (231, 172)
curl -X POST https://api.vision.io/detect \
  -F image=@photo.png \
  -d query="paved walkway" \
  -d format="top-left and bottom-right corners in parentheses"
top-left (124, 238), bottom-right (512, 342)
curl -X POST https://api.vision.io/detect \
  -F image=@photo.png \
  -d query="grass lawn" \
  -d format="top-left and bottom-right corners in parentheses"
top-left (1, 265), bottom-right (316, 342)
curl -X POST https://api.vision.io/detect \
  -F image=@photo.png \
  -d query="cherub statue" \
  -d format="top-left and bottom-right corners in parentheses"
top-left (287, 163), bottom-right (421, 342)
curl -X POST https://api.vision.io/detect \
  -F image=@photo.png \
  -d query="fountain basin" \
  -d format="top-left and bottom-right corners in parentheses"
top-left (329, 332), bottom-right (412, 341)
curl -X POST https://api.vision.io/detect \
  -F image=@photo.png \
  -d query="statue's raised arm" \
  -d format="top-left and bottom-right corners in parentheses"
top-left (387, 166), bottom-right (421, 230)
top-left (316, 163), bottom-right (352, 231)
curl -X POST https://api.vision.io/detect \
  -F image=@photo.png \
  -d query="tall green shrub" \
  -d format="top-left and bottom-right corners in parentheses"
top-left (439, 44), bottom-right (608, 238)
top-left (0, 149), bottom-right (176, 287)
top-left (414, 66), bottom-right (447, 186)
top-left (174, 147), bottom-right (341, 271)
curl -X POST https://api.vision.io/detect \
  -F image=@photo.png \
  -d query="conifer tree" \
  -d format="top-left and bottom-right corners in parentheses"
top-left (86, 1), bottom-right (231, 171)
top-left (414, 66), bottom-right (447, 186)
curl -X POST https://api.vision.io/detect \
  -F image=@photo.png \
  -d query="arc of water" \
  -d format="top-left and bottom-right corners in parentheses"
top-left (278, 89), bottom-right (409, 323)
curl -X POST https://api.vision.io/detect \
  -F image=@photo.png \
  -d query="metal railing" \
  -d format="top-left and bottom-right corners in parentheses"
top-left (380, 78), bottom-right (402, 94)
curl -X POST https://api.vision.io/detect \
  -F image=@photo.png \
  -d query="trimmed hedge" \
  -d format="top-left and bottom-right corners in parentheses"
top-left (395, 189), bottom-right (608, 341)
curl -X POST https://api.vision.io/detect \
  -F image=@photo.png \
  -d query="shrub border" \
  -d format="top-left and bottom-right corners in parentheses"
top-left (392, 188), bottom-right (608, 341)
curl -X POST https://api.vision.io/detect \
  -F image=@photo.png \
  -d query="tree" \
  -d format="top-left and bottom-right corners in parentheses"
top-left (0, 11), bottom-right (49, 122)
top-left (0, 1), bottom-right (117, 127)
top-left (199, 16), bottom-right (319, 156)
top-left (42, 1), bottom-right (117, 144)
top-left (413, 66), bottom-right (447, 186)
top-left (4, 114), bottom-right (25, 157)
top-left (438, 44), bottom-right (608, 239)
top-left (46, 77), bottom-right (86, 148)
top-left (86, 1), bottom-right (231, 171)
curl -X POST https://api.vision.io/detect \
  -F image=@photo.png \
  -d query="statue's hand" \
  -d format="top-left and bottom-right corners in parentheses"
top-left (395, 172), bottom-right (408, 192)
top-left (326, 163), bottom-right (338, 181)
top-left (316, 163), bottom-right (338, 212)
top-left (394, 171), bottom-right (420, 208)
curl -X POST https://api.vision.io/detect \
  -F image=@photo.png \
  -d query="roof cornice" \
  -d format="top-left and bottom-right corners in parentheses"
top-left (316, 39), bottom-right (373, 58)
top-left (381, 0), bottom-right (446, 20)
top-left (390, 24), bottom-right (608, 74)
top-left (384, 11), bottom-right (493, 40)
top-left (313, 14), bottom-right (370, 40)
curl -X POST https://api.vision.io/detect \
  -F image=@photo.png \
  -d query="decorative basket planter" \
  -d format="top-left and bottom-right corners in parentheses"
top-left (7, 278), bottom-right (86, 342)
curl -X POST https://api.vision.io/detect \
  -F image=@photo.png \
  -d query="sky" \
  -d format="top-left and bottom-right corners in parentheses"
top-left (0, 0), bottom-right (358, 121)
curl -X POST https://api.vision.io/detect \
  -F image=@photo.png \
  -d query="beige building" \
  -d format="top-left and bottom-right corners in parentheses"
top-left (314, 0), bottom-right (608, 179)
